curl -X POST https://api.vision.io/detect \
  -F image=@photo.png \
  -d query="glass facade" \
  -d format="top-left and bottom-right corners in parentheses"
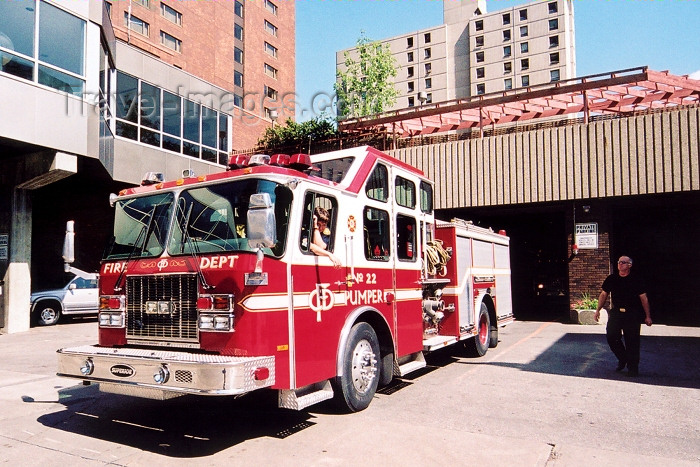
top-left (116, 71), bottom-right (231, 165)
top-left (0, 0), bottom-right (85, 95)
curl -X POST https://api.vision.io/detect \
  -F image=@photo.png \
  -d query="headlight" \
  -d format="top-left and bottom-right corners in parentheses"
top-left (99, 311), bottom-right (124, 327)
top-left (198, 314), bottom-right (233, 332)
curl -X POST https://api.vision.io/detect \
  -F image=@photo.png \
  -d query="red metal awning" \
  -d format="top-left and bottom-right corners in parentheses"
top-left (337, 67), bottom-right (700, 138)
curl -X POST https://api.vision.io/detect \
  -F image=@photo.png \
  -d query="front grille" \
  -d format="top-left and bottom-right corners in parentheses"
top-left (126, 274), bottom-right (198, 342)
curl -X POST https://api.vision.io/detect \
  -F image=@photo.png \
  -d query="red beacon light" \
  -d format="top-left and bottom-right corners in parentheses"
top-left (227, 154), bottom-right (250, 170)
top-left (270, 153), bottom-right (291, 166)
top-left (289, 153), bottom-right (319, 173)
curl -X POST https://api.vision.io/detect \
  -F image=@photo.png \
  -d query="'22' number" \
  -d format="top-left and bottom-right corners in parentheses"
top-left (354, 273), bottom-right (377, 284)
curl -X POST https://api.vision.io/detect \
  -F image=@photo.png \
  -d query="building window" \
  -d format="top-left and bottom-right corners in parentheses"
top-left (502, 13), bottom-right (510, 25)
top-left (504, 62), bottom-right (512, 74)
top-left (549, 1), bottom-right (558, 14)
top-left (264, 63), bottom-right (278, 78)
top-left (234, 94), bottom-right (243, 108)
top-left (408, 96), bottom-right (415, 107)
top-left (161, 3), bottom-right (182, 25)
top-left (476, 67), bottom-right (485, 79)
top-left (424, 48), bottom-right (431, 59)
top-left (476, 51), bottom-right (484, 62)
top-left (124, 12), bottom-right (149, 36)
top-left (521, 42), bottom-right (529, 53)
top-left (234, 47), bottom-right (243, 64)
top-left (503, 29), bottom-right (511, 41)
top-left (234, 70), bottom-right (243, 87)
top-left (476, 83), bottom-right (485, 95)
top-left (265, 85), bottom-right (278, 100)
top-left (504, 78), bottom-right (512, 90)
top-left (550, 69), bottom-right (560, 82)
top-left (475, 35), bottom-right (484, 47)
top-left (407, 51), bottom-right (414, 62)
top-left (264, 41), bottom-right (278, 58)
top-left (407, 66), bottom-right (414, 78)
top-left (425, 92), bottom-right (432, 103)
top-left (550, 35), bottom-right (559, 48)
top-left (115, 71), bottom-right (230, 163)
top-left (522, 75), bottom-right (530, 87)
top-left (264, 0), bottom-right (277, 16)
top-left (425, 63), bottom-right (432, 74)
top-left (424, 32), bottom-right (431, 43)
top-left (1, 0), bottom-right (89, 96)
top-left (235, 0), bottom-right (243, 18)
top-left (407, 81), bottom-right (414, 93)
top-left (475, 20), bottom-right (483, 31)
top-left (264, 20), bottom-right (277, 37)
top-left (550, 52), bottom-right (560, 65)
top-left (549, 18), bottom-right (559, 30)
top-left (521, 58), bottom-right (529, 70)
top-left (425, 77), bottom-right (432, 89)
top-left (520, 26), bottom-right (528, 37)
top-left (160, 31), bottom-right (181, 52)
top-left (407, 37), bottom-right (413, 48)
top-left (234, 24), bottom-right (243, 40)
top-left (519, 9), bottom-right (528, 21)
top-left (133, 0), bottom-right (149, 8)
top-left (503, 46), bottom-right (511, 57)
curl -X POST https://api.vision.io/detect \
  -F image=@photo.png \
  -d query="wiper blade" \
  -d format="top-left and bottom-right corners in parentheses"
top-left (181, 203), bottom-right (214, 290)
top-left (113, 206), bottom-right (156, 292)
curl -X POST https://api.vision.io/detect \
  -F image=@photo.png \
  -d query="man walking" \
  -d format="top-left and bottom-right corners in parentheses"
top-left (594, 256), bottom-right (652, 376)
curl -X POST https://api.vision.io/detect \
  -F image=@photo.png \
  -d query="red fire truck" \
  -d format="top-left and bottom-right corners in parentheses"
top-left (57, 146), bottom-right (513, 412)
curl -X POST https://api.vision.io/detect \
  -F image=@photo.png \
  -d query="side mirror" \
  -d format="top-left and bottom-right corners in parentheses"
top-left (247, 193), bottom-right (276, 249)
top-left (68, 283), bottom-right (77, 291)
top-left (62, 221), bottom-right (75, 273)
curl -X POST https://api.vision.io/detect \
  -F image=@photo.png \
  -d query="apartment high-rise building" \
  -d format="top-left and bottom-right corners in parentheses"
top-left (108, 0), bottom-right (295, 149)
top-left (337, 0), bottom-right (575, 113)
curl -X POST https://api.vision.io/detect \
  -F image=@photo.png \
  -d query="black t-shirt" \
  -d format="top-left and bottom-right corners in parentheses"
top-left (602, 273), bottom-right (646, 318)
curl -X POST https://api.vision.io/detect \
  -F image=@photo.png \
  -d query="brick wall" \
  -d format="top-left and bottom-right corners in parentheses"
top-left (566, 201), bottom-right (611, 309)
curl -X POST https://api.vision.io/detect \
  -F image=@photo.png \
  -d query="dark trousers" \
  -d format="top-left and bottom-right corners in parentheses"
top-left (606, 313), bottom-right (641, 370)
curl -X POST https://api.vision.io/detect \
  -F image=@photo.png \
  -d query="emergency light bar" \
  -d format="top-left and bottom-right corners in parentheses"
top-left (226, 152), bottom-right (317, 173)
top-left (141, 172), bottom-right (164, 186)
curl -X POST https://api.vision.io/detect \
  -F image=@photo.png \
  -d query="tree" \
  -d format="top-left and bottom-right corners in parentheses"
top-left (257, 113), bottom-right (337, 151)
top-left (335, 32), bottom-right (399, 119)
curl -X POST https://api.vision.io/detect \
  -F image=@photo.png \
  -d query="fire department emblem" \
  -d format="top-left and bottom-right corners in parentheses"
top-left (347, 215), bottom-right (357, 233)
top-left (157, 259), bottom-right (169, 271)
top-left (309, 283), bottom-right (334, 322)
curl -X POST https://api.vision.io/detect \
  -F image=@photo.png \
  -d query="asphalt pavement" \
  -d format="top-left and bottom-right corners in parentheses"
top-left (1, 318), bottom-right (699, 466)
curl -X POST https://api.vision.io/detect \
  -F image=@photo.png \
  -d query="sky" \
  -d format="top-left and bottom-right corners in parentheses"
top-left (295, 0), bottom-right (700, 121)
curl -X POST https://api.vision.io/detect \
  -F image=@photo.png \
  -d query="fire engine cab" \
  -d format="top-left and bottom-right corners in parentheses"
top-left (57, 146), bottom-right (513, 412)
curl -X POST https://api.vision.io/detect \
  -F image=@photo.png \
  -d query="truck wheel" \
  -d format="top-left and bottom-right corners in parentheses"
top-left (467, 303), bottom-right (490, 357)
top-left (36, 301), bottom-right (61, 326)
top-left (334, 322), bottom-right (380, 412)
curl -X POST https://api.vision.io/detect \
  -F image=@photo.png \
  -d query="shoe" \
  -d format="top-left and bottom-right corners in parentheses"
top-left (615, 361), bottom-right (626, 372)
top-left (627, 367), bottom-right (639, 377)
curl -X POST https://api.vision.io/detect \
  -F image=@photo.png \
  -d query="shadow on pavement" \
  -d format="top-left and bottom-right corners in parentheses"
top-left (36, 385), bottom-right (315, 457)
top-left (465, 333), bottom-right (700, 390)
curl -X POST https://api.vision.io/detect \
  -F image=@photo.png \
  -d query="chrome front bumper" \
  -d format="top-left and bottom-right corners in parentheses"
top-left (57, 345), bottom-right (275, 399)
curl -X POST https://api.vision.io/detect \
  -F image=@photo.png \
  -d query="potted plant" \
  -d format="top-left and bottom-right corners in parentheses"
top-left (570, 292), bottom-right (606, 324)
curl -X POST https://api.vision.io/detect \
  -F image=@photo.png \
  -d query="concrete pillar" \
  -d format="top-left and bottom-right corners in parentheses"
top-left (2, 263), bottom-right (31, 333)
top-left (1, 189), bottom-right (32, 333)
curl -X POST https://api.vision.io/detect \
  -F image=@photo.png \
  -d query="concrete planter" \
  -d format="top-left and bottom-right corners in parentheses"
top-left (570, 308), bottom-right (607, 325)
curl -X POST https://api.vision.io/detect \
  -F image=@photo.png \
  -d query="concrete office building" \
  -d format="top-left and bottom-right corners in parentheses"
top-left (0, 0), bottom-right (295, 333)
top-left (337, 0), bottom-right (575, 111)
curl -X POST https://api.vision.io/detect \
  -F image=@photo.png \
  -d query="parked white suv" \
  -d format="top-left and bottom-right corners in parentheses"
top-left (30, 274), bottom-right (98, 326)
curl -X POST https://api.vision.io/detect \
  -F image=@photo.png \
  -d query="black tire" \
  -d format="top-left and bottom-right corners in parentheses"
top-left (489, 323), bottom-right (499, 348)
top-left (35, 301), bottom-right (61, 326)
top-left (467, 303), bottom-right (490, 357)
top-left (333, 322), bottom-right (380, 412)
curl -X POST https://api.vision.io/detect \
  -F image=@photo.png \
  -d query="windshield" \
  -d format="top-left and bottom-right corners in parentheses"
top-left (168, 178), bottom-right (292, 257)
top-left (104, 193), bottom-right (174, 260)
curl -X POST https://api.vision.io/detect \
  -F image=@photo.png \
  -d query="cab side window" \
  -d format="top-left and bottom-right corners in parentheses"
top-left (299, 192), bottom-right (337, 254)
top-left (363, 207), bottom-right (390, 261)
top-left (365, 163), bottom-right (388, 202)
top-left (395, 176), bottom-right (416, 208)
top-left (396, 214), bottom-right (417, 261)
top-left (420, 181), bottom-right (433, 213)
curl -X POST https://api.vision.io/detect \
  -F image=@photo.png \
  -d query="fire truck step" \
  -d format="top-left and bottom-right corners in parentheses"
top-left (278, 380), bottom-right (334, 411)
top-left (398, 352), bottom-right (427, 377)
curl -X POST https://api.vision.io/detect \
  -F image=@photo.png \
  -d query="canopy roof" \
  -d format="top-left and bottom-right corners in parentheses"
top-left (338, 67), bottom-right (700, 138)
